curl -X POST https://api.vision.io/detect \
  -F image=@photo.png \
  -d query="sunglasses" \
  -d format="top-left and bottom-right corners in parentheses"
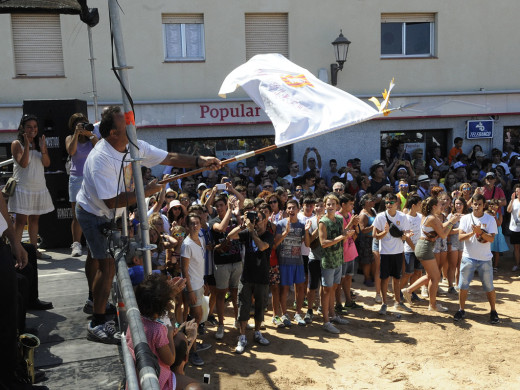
top-left (172, 207), bottom-right (181, 210)
top-left (180, 198), bottom-right (189, 201)
top-left (385, 201), bottom-right (396, 205)
top-left (166, 195), bottom-right (175, 198)
top-left (264, 185), bottom-right (273, 188)
top-left (295, 189), bottom-right (303, 192)
top-left (399, 184), bottom-right (409, 188)
top-left (268, 200), bottom-right (278, 204)
top-left (462, 187), bottom-right (471, 191)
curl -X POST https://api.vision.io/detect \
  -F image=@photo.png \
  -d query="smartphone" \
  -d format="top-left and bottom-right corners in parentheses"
top-left (216, 183), bottom-right (226, 190)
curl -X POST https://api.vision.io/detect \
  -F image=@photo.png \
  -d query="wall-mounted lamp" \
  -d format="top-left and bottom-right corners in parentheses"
top-left (330, 30), bottom-right (351, 86)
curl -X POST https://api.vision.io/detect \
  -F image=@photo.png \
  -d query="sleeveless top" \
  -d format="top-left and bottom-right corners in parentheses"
top-left (420, 215), bottom-right (435, 239)
top-left (70, 140), bottom-right (94, 176)
top-left (12, 149), bottom-right (47, 191)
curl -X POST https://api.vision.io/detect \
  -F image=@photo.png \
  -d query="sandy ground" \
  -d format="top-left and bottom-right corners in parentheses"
top-left (187, 253), bottom-right (520, 390)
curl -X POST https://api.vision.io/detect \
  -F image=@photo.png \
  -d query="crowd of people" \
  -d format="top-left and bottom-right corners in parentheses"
top-left (3, 110), bottom-right (520, 389)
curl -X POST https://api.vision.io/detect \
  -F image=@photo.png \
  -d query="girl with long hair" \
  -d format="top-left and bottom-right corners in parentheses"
top-left (447, 197), bottom-right (468, 292)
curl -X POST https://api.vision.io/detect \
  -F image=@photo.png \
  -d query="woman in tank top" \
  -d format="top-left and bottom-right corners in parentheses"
top-left (357, 194), bottom-right (377, 287)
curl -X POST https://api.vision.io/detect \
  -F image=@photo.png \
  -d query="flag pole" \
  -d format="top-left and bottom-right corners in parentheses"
top-left (159, 144), bottom-right (278, 184)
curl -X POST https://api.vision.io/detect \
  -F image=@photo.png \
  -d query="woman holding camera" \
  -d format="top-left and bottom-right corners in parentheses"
top-left (66, 113), bottom-right (99, 257)
top-left (9, 114), bottom-right (54, 259)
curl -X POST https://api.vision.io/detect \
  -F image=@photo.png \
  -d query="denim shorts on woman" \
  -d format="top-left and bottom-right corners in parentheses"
top-left (372, 238), bottom-right (379, 252)
top-left (75, 204), bottom-right (110, 259)
top-left (448, 235), bottom-right (464, 251)
top-left (69, 175), bottom-right (83, 203)
top-left (434, 237), bottom-right (448, 253)
top-left (458, 257), bottom-right (494, 292)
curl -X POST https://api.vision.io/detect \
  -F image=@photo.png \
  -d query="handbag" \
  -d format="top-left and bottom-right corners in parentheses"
top-left (2, 177), bottom-right (17, 197)
top-left (385, 212), bottom-right (404, 238)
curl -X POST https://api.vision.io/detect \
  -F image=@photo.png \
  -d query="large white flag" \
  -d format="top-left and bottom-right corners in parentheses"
top-left (219, 53), bottom-right (394, 147)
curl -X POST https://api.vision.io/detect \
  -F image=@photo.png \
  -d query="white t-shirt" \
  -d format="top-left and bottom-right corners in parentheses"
top-left (404, 212), bottom-right (422, 253)
top-left (77, 139), bottom-right (167, 218)
top-left (180, 235), bottom-right (206, 291)
top-left (283, 174), bottom-right (300, 184)
top-left (509, 199), bottom-right (520, 233)
top-left (459, 212), bottom-right (497, 261)
top-left (299, 213), bottom-right (313, 256)
top-left (373, 210), bottom-right (410, 255)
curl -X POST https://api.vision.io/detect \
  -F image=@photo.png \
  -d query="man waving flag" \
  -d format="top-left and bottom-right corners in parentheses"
top-left (219, 53), bottom-right (394, 147)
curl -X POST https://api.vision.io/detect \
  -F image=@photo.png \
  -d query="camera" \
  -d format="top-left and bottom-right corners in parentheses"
top-left (216, 183), bottom-right (226, 190)
top-left (246, 211), bottom-right (258, 223)
top-left (80, 122), bottom-right (94, 132)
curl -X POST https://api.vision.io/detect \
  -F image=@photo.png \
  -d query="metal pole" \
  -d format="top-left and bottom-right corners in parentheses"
top-left (108, 0), bottom-right (153, 275)
top-left (121, 330), bottom-right (140, 390)
top-left (87, 26), bottom-right (100, 121)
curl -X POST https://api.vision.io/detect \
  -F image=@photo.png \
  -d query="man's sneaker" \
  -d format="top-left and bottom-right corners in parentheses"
top-left (394, 302), bottom-right (413, 313)
top-left (378, 304), bottom-right (387, 315)
top-left (490, 310), bottom-right (500, 324)
top-left (453, 309), bottom-right (465, 322)
top-left (207, 314), bottom-right (218, 326)
top-left (71, 241), bottom-right (82, 257)
top-left (345, 301), bottom-right (362, 309)
top-left (304, 311), bottom-right (313, 324)
top-left (281, 314), bottom-right (292, 327)
top-left (334, 303), bottom-right (346, 313)
top-left (196, 342), bottom-right (212, 352)
top-left (512, 265), bottom-right (519, 272)
top-left (331, 315), bottom-right (349, 325)
top-left (215, 324), bottom-right (225, 340)
top-left (254, 331), bottom-right (270, 345)
top-left (87, 320), bottom-right (120, 344)
top-left (316, 306), bottom-right (323, 315)
top-left (448, 286), bottom-right (457, 294)
top-left (323, 321), bottom-right (340, 334)
top-left (421, 285), bottom-right (429, 298)
top-left (294, 313), bottom-right (306, 326)
top-left (272, 316), bottom-right (285, 328)
top-left (83, 299), bottom-right (117, 315)
top-left (411, 292), bottom-right (422, 302)
top-left (375, 294), bottom-right (383, 304)
top-left (189, 351), bottom-right (204, 365)
top-left (235, 335), bottom-right (247, 354)
top-left (401, 289), bottom-right (412, 305)
top-left (428, 304), bottom-right (449, 312)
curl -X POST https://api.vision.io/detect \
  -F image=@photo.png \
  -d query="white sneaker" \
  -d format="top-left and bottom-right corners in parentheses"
top-left (323, 322), bottom-right (340, 334)
top-left (71, 241), bottom-right (82, 257)
top-left (215, 324), bottom-right (225, 340)
top-left (235, 335), bottom-right (247, 354)
top-left (254, 331), bottom-right (270, 345)
top-left (421, 285), bottom-right (429, 298)
top-left (331, 315), bottom-right (349, 325)
top-left (375, 293), bottom-right (382, 304)
top-left (429, 304), bottom-right (449, 312)
top-left (294, 313), bottom-right (306, 326)
top-left (394, 302), bottom-right (413, 313)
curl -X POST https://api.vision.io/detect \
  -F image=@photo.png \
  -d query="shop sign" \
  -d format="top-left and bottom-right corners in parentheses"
top-left (467, 120), bottom-right (493, 139)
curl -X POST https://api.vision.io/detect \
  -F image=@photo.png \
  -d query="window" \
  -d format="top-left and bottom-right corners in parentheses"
top-left (162, 14), bottom-right (205, 61)
top-left (381, 13), bottom-right (435, 58)
top-left (11, 14), bottom-right (65, 77)
top-left (245, 13), bottom-right (288, 60)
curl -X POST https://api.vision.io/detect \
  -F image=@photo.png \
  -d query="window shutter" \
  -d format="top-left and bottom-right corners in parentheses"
top-left (381, 13), bottom-right (435, 23)
top-left (162, 14), bottom-right (203, 24)
top-left (245, 13), bottom-right (288, 60)
top-left (12, 14), bottom-right (65, 77)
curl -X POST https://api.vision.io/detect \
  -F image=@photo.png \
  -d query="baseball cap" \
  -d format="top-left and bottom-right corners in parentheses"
top-left (197, 183), bottom-right (207, 190)
top-left (453, 161), bottom-right (467, 169)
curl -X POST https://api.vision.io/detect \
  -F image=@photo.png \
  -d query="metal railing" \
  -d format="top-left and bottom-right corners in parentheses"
top-left (0, 158), bottom-right (13, 168)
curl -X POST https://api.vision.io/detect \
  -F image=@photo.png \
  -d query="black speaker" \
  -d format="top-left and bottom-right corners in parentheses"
top-left (23, 99), bottom-right (88, 172)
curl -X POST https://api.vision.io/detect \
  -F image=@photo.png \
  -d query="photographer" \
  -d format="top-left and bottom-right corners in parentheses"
top-left (227, 209), bottom-right (273, 354)
top-left (66, 113), bottom-right (99, 258)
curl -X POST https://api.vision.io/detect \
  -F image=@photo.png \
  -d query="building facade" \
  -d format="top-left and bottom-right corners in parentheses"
top-left (1, 0), bottom-right (520, 177)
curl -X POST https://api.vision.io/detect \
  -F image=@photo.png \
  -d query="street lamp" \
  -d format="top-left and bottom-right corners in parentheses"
top-left (330, 30), bottom-right (351, 86)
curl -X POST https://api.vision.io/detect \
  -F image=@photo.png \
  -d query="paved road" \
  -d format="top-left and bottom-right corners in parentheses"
top-left (26, 247), bottom-right (124, 390)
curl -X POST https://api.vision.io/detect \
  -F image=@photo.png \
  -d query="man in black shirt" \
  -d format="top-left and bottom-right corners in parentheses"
top-left (227, 210), bottom-right (273, 354)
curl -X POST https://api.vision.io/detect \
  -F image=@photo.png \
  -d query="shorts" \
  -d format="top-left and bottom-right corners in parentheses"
top-left (510, 230), bottom-right (520, 245)
top-left (214, 262), bottom-right (243, 290)
top-left (380, 253), bottom-right (403, 280)
top-left (68, 175), bottom-right (83, 203)
top-left (279, 264), bottom-right (305, 286)
top-left (183, 286), bottom-right (204, 307)
top-left (237, 282), bottom-right (269, 323)
top-left (434, 238), bottom-right (448, 253)
top-left (372, 238), bottom-right (380, 252)
top-left (204, 274), bottom-right (216, 287)
top-left (302, 255), bottom-right (309, 276)
top-left (321, 266), bottom-right (342, 287)
top-left (448, 234), bottom-right (464, 251)
top-left (404, 252), bottom-right (423, 274)
top-left (308, 260), bottom-right (321, 290)
top-left (342, 261), bottom-right (355, 277)
top-left (75, 205), bottom-right (110, 260)
top-left (415, 239), bottom-right (435, 261)
top-left (458, 257), bottom-right (494, 292)
top-left (269, 265), bottom-right (280, 286)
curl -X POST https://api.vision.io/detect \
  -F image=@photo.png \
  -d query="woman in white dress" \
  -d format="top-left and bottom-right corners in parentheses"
top-left (9, 114), bottom-right (54, 259)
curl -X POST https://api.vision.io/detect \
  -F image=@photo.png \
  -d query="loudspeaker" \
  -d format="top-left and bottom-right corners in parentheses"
top-left (23, 99), bottom-right (88, 172)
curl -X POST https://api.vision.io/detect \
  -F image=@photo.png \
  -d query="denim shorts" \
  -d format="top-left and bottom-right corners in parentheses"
top-left (75, 204), bottom-right (110, 259)
top-left (321, 266), bottom-right (342, 287)
top-left (214, 261), bottom-right (243, 290)
top-left (372, 238), bottom-right (379, 252)
top-left (342, 260), bottom-right (355, 277)
top-left (404, 251), bottom-right (423, 274)
top-left (434, 238), bottom-right (448, 253)
top-left (279, 264), bottom-right (305, 286)
top-left (458, 257), bottom-right (494, 292)
top-left (448, 235), bottom-right (464, 251)
top-left (69, 175), bottom-right (83, 203)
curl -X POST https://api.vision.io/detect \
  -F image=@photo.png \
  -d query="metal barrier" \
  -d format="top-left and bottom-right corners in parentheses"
top-left (0, 158), bottom-right (13, 168)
